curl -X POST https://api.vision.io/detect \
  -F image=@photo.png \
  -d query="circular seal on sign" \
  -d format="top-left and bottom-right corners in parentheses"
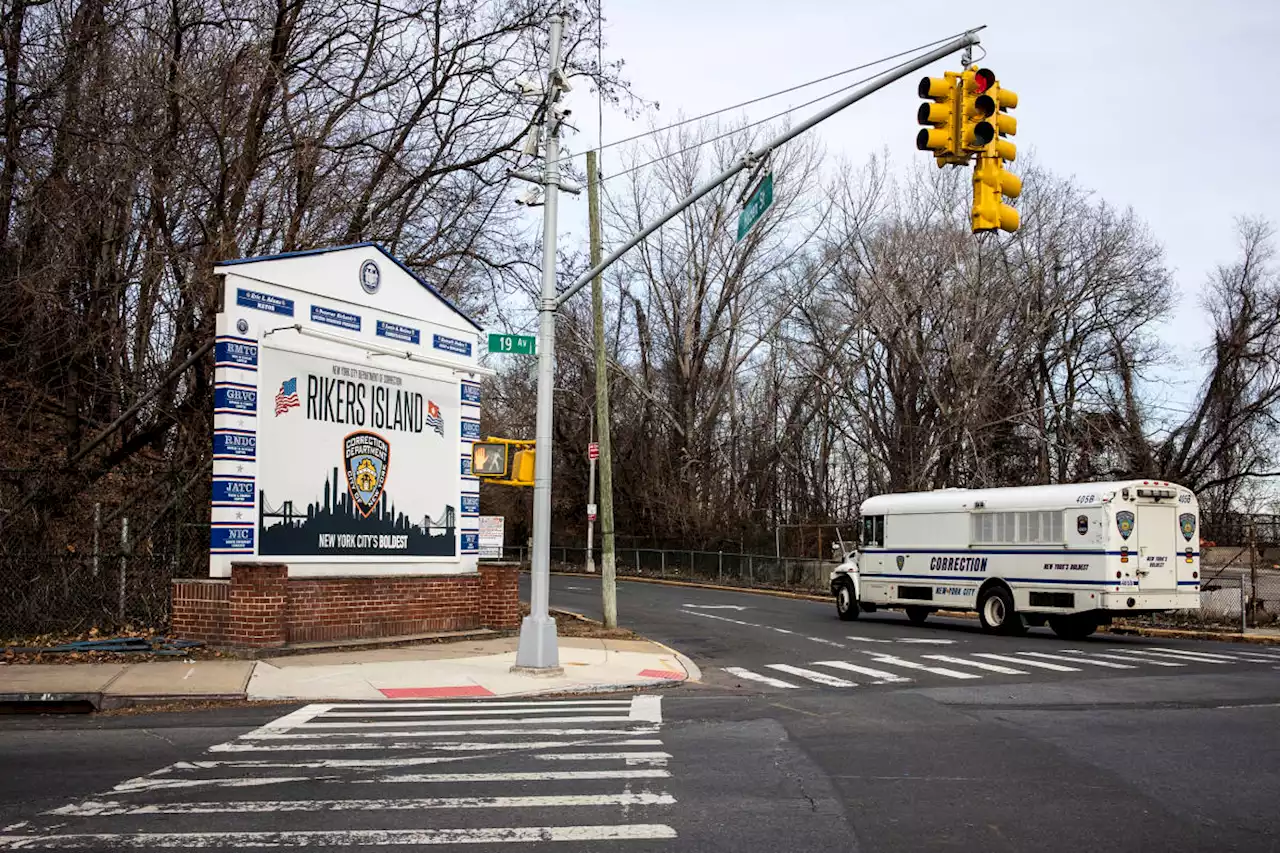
top-left (359, 259), bottom-right (381, 295)
top-left (235, 318), bottom-right (249, 334)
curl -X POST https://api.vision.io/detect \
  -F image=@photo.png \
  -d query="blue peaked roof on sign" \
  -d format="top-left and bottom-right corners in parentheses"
top-left (214, 241), bottom-right (482, 331)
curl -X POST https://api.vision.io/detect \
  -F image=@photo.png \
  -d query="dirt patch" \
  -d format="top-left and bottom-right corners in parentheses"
top-left (520, 603), bottom-right (641, 641)
top-left (2, 628), bottom-right (228, 666)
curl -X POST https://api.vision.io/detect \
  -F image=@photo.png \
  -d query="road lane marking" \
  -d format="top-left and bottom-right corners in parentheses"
top-left (0, 825), bottom-right (679, 848)
top-left (845, 637), bottom-right (893, 643)
top-left (293, 715), bottom-right (635, 729)
top-left (684, 610), bottom-right (844, 649)
top-left (723, 667), bottom-right (799, 688)
top-left (352, 769), bottom-right (672, 784)
top-left (240, 727), bottom-right (660, 740)
top-left (811, 661), bottom-right (913, 683)
top-left (209, 738), bottom-right (664, 753)
top-left (920, 655), bottom-right (1027, 675)
top-left (1017, 651), bottom-right (1135, 669)
top-left (972, 653), bottom-right (1080, 672)
top-left (629, 695), bottom-right (663, 723)
top-left (50, 792), bottom-right (678, 817)
top-left (681, 604), bottom-right (749, 611)
top-left (325, 700), bottom-right (630, 710)
top-left (1141, 647), bottom-right (1244, 662)
top-left (534, 752), bottom-right (669, 766)
top-left (323, 706), bottom-right (634, 718)
top-left (1056, 650), bottom-right (1184, 667)
top-left (766, 664), bottom-right (857, 687)
top-left (862, 653), bottom-right (981, 680)
top-left (1118, 649), bottom-right (1231, 664)
top-left (896, 639), bottom-right (956, 645)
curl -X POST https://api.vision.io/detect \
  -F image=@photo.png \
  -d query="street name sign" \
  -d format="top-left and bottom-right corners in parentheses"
top-left (736, 172), bottom-right (774, 241)
top-left (488, 333), bottom-right (536, 355)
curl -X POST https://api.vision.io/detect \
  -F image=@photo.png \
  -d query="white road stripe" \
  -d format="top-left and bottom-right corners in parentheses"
top-left (1056, 650), bottom-right (1184, 667)
top-left (50, 792), bottom-right (678, 817)
top-left (114, 769), bottom-right (671, 794)
top-left (1017, 651), bottom-right (1135, 669)
top-left (723, 667), bottom-right (799, 688)
top-left (921, 655), bottom-right (1027, 675)
top-left (863, 654), bottom-right (981, 680)
top-left (805, 636), bottom-right (848, 648)
top-left (0, 825), bottom-right (678, 848)
top-left (295, 715), bottom-right (633, 729)
top-left (534, 752), bottom-right (669, 764)
top-left (811, 661), bottom-right (913, 683)
top-left (170, 749), bottom-right (670, 770)
top-left (1118, 649), bottom-right (1231, 664)
top-left (845, 637), bottom-right (893, 643)
top-left (972, 653), bottom-right (1080, 672)
top-left (766, 664), bottom-right (857, 687)
top-left (248, 704), bottom-right (332, 734)
top-left (1143, 647), bottom-right (1243, 662)
top-left (1237, 653), bottom-right (1280, 663)
top-left (325, 700), bottom-right (630, 710)
top-left (209, 739), bottom-right (664, 753)
top-left (353, 769), bottom-right (672, 784)
top-left (323, 707), bottom-right (632, 718)
top-left (240, 727), bottom-right (659, 741)
top-left (896, 639), bottom-right (956, 645)
top-left (629, 696), bottom-right (663, 724)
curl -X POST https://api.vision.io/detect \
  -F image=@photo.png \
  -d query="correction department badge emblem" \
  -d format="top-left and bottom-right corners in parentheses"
top-left (344, 431), bottom-right (390, 517)
top-left (359, 259), bottom-right (381, 295)
top-left (1077, 514), bottom-right (1089, 536)
top-left (896, 555), bottom-right (905, 569)
top-left (1179, 513), bottom-right (1196, 542)
top-left (1116, 511), bottom-right (1134, 540)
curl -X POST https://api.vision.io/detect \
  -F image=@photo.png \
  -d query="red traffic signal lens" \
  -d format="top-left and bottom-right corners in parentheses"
top-left (974, 68), bottom-right (995, 94)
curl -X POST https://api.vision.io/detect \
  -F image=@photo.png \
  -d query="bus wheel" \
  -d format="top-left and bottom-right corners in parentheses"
top-left (1049, 614), bottom-right (1098, 640)
top-left (978, 586), bottom-right (1025, 635)
top-left (836, 581), bottom-right (859, 621)
top-left (905, 606), bottom-right (931, 626)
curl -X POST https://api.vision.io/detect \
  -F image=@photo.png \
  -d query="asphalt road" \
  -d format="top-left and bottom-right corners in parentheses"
top-left (1, 575), bottom-right (1278, 852)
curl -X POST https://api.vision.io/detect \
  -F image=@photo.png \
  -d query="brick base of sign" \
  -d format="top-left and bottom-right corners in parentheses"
top-left (171, 563), bottom-right (520, 649)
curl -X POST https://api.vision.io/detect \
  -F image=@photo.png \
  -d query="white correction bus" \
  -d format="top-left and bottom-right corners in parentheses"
top-left (829, 480), bottom-right (1201, 639)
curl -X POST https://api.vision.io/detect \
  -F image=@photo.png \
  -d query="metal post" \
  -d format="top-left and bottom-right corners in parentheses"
top-left (92, 503), bottom-right (101, 577)
top-left (748, 554), bottom-right (754, 585)
top-left (661, 550), bottom-right (666, 579)
top-left (586, 402), bottom-right (596, 574)
top-left (718, 550), bottom-right (723, 583)
top-left (515, 11), bottom-right (566, 671)
top-left (118, 516), bottom-right (129, 623)
top-left (1240, 581), bottom-right (1247, 634)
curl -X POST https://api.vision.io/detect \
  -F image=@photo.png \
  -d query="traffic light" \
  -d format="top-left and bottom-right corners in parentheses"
top-left (511, 448), bottom-right (535, 485)
top-left (916, 71), bottom-right (966, 165)
top-left (967, 68), bottom-right (1020, 234)
top-left (471, 442), bottom-right (510, 478)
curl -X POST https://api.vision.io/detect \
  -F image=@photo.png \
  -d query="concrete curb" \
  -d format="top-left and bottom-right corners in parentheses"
top-left (549, 606), bottom-right (699, 685)
top-left (1103, 625), bottom-right (1280, 645)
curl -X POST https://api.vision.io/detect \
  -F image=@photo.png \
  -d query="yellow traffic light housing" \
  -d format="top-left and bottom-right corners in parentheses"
top-left (471, 437), bottom-right (535, 487)
top-left (967, 68), bottom-right (1020, 234)
top-left (916, 71), bottom-right (968, 166)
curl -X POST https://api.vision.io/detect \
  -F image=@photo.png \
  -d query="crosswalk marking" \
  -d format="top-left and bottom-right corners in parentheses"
top-left (812, 661), bottom-right (913, 683)
top-left (971, 652), bottom-right (1081, 672)
top-left (766, 664), bottom-right (857, 687)
top-left (863, 653), bottom-right (982, 679)
top-left (51, 792), bottom-right (679, 817)
top-left (1120, 649), bottom-right (1231, 664)
top-left (724, 666), bottom-right (800, 688)
top-left (0, 825), bottom-right (680, 848)
top-left (1137, 647), bottom-right (1242, 662)
top-left (1057, 650), bottom-right (1185, 667)
top-left (1017, 651), bottom-right (1136, 669)
top-left (921, 654), bottom-right (1027, 675)
top-left (7, 697), bottom-right (678, 849)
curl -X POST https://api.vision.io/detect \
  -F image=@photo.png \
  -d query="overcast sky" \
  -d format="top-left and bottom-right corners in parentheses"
top-left (548, 0), bottom-right (1278, 414)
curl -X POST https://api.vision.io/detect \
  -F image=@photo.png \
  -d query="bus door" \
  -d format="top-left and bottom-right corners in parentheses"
top-left (1136, 503), bottom-right (1177, 591)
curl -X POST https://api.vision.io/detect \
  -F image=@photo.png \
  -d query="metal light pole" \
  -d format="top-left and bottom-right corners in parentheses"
top-left (515, 11), bottom-right (567, 671)
top-left (585, 404), bottom-right (596, 574)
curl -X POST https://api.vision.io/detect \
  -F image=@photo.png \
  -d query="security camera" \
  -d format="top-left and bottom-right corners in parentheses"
top-left (515, 187), bottom-right (543, 207)
top-left (551, 69), bottom-right (573, 93)
top-left (552, 104), bottom-right (572, 121)
top-left (514, 75), bottom-right (542, 96)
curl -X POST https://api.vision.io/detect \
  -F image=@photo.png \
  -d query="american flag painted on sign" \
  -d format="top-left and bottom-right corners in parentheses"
top-left (275, 377), bottom-right (300, 416)
top-left (426, 399), bottom-right (444, 436)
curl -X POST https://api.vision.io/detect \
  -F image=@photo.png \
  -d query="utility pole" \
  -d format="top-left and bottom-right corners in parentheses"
top-left (585, 403), bottom-right (596, 574)
top-left (587, 149), bottom-right (618, 628)
top-left (514, 10), bottom-right (570, 671)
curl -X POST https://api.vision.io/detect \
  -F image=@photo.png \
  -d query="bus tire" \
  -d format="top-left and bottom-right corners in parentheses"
top-left (905, 606), bottom-right (931, 626)
top-left (836, 581), bottom-right (859, 621)
top-left (978, 585), bottom-right (1024, 635)
top-left (1049, 614), bottom-right (1098, 640)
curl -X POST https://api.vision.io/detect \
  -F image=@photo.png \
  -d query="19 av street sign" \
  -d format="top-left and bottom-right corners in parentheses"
top-left (488, 333), bottom-right (536, 355)
top-left (737, 172), bottom-right (774, 241)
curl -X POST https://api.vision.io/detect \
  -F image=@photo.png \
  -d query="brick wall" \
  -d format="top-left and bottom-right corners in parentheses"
top-left (171, 562), bottom-right (520, 648)
top-left (170, 579), bottom-right (230, 645)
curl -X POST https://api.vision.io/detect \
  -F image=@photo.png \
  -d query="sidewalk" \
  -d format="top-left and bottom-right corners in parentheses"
top-left (0, 636), bottom-right (698, 710)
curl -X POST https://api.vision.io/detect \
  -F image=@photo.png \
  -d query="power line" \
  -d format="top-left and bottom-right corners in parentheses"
top-left (568, 28), bottom-right (971, 166)
top-left (598, 41), bottom-right (955, 184)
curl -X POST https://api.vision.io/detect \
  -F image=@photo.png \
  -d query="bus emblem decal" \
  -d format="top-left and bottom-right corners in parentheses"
top-left (1116, 511), bottom-right (1134, 540)
top-left (896, 555), bottom-right (904, 569)
top-left (1076, 514), bottom-right (1089, 536)
top-left (1179, 513), bottom-right (1196, 542)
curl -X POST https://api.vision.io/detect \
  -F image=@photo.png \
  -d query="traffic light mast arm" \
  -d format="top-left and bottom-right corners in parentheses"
top-left (552, 27), bottom-right (983, 310)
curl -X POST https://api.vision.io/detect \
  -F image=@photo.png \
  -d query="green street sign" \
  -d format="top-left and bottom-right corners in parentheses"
top-left (736, 172), bottom-right (774, 241)
top-left (488, 333), bottom-right (536, 355)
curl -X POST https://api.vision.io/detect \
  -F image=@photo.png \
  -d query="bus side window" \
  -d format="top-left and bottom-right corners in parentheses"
top-left (863, 515), bottom-right (885, 547)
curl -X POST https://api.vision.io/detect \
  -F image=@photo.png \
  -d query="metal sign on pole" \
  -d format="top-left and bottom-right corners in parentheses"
top-left (588, 442), bottom-right (599, 460)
